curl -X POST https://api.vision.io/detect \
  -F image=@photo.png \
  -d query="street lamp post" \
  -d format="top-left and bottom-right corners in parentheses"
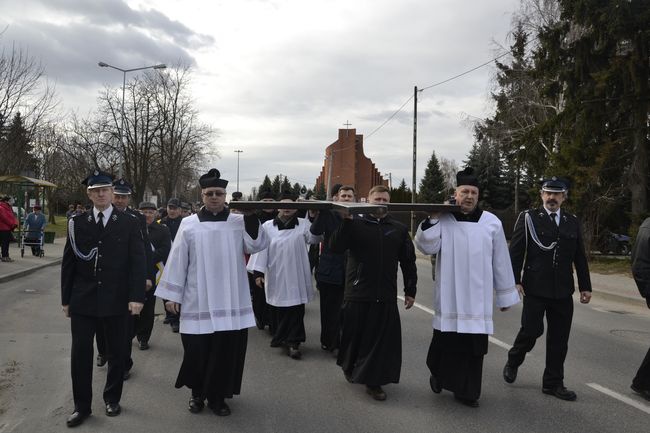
top-left (234, 150), bottom-right (243, 192)
top-left (98, 61), bottom-right (167, 176)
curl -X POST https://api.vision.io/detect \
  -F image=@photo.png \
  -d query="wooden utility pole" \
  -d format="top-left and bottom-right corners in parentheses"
top-left (411, 86), bottom-right (418, 235)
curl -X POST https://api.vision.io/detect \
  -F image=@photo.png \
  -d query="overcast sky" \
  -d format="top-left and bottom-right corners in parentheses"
top-left (1, 0), bottom-right (521, 199)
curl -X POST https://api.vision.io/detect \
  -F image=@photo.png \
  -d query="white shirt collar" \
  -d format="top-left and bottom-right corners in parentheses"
top-left (543, 207), bottom-right (561, 225)
top-left (93, 205), bottom-right (113, 226)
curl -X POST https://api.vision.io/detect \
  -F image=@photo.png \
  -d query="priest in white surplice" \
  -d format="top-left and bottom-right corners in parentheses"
top-left (247, 190), bottom-right (323, 360)
top-left (156, 169), bottom-right (269, 417)
top-left (414, 167), bottom-right (519, 408)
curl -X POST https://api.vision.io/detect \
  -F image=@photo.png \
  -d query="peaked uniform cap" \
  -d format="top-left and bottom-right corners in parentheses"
top-left (541, 177), bottom-right (569, 192)
top-left (82, 170), bottom-right (114, 190)
top-left (113, 178), bottom-right (133, 195)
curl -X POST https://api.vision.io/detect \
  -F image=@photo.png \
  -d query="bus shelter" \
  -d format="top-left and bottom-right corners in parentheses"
top-left (0, 174), bottom-right (57, 242)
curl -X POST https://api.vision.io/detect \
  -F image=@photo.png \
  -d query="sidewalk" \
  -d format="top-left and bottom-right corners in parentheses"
top-left (0, 238), bottom-right (65, 284)
top-left (0, 242), bottom-right (644, 306)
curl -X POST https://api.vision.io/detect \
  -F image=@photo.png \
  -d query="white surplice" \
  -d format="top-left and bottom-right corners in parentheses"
top-left (414, 211), bottom-right (519, 335)
top-left (247, 217), bottom-right (322, 307)
top-left (156, 213), bottom-right (269, 334)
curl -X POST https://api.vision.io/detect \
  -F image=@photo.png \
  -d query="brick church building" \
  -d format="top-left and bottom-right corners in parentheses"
top-left (315, 128), bottom-right (388, 200)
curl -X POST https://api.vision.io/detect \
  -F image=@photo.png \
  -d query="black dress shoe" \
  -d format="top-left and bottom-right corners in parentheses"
top-left (542, 385), bottom-right (577, 401)
top-left (631, 384), bottom-right (650, 401)
top-left (171, 322), bottom-right (180, 333)
top-left (454, 395), bottom-right (479, 407)
top-left (429, 375), bottom-right (442, 394)
top-left (255, 318), bottom-right (264, 330)
top-left (503, 363), bottom-right (518, 384)
top-left (105, 403), bottom-right (121, 416)
top-left (188, 397), bottom-right (205, 413)
top-left (123, 370), bottom-right (131, 381)
top-left (138, 340), bottom-right (149, 350)
top-left (209, 400), bottom-right (231, 416)
top-left (66, 411), bottom-right (90, 427)
top-left (366, 385), bottom-right (387, 401)
top-left (96, 354), bottom-right (106, 367)
top-left (288, 346), bottom-right (302, 359)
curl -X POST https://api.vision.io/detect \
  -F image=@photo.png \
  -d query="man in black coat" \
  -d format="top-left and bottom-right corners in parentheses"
top-left (503, 177), bottom-right (592, 401)
top-left (310, 184), bottom-right (355, 353)
top-left (247, 188), bottom-right (277, 330)
top-left (135, 201), bottom-right (172, 349)
top-left (329, 185), bottom-right (417, 401)
top-left (160, 197), bottom-right (184, 332)
top-left (631, 217), bottom-right (650, 401)
top-left (61, 170), bottom-right (146, 427)
top-left (111, 179), bottom-right (152, 380)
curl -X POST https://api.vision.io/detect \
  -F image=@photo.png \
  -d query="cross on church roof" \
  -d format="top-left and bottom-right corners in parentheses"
top-left (343, 120), bottom-right (352, 136)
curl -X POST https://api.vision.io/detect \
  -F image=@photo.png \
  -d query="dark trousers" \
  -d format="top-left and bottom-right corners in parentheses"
top-left (507, 295), bottom-right (574, 388)
top-left (135, 293), bottom-right (156, 343)
top-left (70, 314), bottom-right (128, 413)
top-left (317, 282), bottom-right (344, 350)
top-left (125, 315), bottom-right (135, 372)
top-left (96, 325), bottom-right (106, 356)
top-left (270, 304), bottom-right (306, 347)
top-left (248, 273), bottom-right (269, 329)
top-left (633, 347), bottom-right (650, 390)
top-left (0, 231), bottom-right (10, 257)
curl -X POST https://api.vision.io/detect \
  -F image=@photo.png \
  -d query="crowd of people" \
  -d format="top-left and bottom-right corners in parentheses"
top-left (57, 167), bottom-right (650, 428)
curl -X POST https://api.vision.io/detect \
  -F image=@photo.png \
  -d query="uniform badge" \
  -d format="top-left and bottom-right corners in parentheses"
top-left (87, 215), bottom-right (92, 222)
top-left (93, 170), bottom-right (99, 176)
top-left (111, 214), bottom-right (118, 221)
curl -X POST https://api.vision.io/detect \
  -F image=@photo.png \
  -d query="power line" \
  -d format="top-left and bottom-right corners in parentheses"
top-left (366, 94), bottom-right (414, 139)
top-left (420, 51), bottom-right (510, 91)
top-left (365, 51), bottom-right (512, 140)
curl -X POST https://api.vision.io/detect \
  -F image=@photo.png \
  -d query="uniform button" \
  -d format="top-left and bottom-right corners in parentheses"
top-left (98, 241), bottom-right (102, 245)
top-left (98, 268), bottom-right (102, 272)
top-left (98, 281), bottom-right (102, 285)
top-left (99, 254), bottom-right (103, 258)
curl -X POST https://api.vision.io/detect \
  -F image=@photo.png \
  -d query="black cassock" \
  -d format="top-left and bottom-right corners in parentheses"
top-left (173, 207), bottom-right (258, 403)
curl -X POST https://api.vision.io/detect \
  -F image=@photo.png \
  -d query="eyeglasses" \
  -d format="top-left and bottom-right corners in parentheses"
top-left (203, 191), bottom-right (226, 197)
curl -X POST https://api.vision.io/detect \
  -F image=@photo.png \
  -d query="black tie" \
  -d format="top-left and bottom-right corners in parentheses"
top-left (97, 212), bottom-right (105, 232)
top-left (550, 212), bottom-right (557, 226)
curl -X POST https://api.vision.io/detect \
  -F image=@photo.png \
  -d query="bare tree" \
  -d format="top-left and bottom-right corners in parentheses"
top-left (439, 157), bottom-right (458, 196)
top-left (98, 75), bottom-right (164, 203)
top-left (0, 38), bottom-right (57, 137)
top-left (152, 65), bottom-right (215, 201)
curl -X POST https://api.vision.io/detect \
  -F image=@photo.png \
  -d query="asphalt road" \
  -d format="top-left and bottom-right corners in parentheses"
top-left (0, 259), bottom-right (649, 433)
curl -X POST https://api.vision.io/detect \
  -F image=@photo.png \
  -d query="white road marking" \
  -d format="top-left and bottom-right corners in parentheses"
top-left (397, 296), bottom-right (513, 350)
top-left (401, 298), bottom-right (650, 415)
top-left (587, 383), bottom-right (650, 415)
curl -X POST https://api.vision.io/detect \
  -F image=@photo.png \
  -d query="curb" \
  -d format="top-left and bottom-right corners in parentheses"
top-left (0, 258), bottom-right (62, 285)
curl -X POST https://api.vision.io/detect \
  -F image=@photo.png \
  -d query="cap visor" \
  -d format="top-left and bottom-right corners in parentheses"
top-left (87, 183), bottom-right (114, 190)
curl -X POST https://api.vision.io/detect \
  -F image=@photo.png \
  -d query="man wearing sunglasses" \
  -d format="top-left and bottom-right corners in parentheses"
top-left (156, 168), bottom-right (269, 417)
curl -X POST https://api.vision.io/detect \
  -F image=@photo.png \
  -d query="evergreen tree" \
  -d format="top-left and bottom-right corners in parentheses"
top-left (0, 112), bottom-right (36, 176)
top-left (281, 176), bottom-right (292, 193)
top-left (314, 182), bottom-right (326, 200)
top-left (271, 175), bottom-right (282, 197)
top-left (418, 150), bottom-right (445, 203)
top-left (390, 179), bottom-right (412, 203)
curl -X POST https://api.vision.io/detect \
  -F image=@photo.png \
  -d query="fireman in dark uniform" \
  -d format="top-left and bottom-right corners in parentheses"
top-left (61, 170), bottom-right (146, 427)
top-left (503, 177), bottom-right (592, 401)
